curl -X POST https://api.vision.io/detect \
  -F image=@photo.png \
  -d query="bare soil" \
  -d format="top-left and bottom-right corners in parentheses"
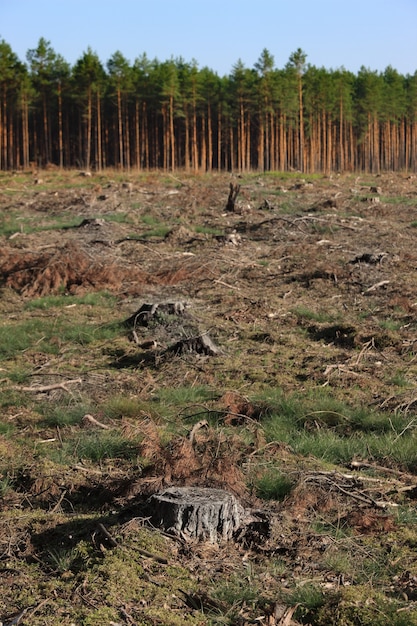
top-left (1, 169), bottom-right (417, 625)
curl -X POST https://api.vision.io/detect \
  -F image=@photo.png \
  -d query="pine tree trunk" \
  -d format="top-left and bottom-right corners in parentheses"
top-left (58, 83), bottom-right (63, 168)
top-left (207, 103), bottom-right (212, 172)
top-left (117, 87), bottom-right (123, 169)
top-left (86, 87), bottom-right (92, 170)
top-left (97, 91), bottom-right (102, 171)
top-left (169, 93), bottom-right (175, 171)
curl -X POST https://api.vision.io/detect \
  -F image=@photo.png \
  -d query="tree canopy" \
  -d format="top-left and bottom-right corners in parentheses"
top-left (0, 38), bottom-right (416, 172)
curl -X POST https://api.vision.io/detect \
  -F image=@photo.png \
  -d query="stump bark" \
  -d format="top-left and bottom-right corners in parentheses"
top-left (148, 487), bottom-right (244, 542)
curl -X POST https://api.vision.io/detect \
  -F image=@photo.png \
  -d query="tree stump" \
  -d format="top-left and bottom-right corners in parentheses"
top-left (148, 487), bottom-right (244, 542)
top-left (225, 182), bottom-right (241, 212)
top-left (123, 302), bottom-right (188, 329)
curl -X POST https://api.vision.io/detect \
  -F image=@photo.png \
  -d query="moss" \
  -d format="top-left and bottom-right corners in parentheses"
top-left (312, 587), bottom-right (417, 626)
top-left (82, 606), bottom-right (120, 625)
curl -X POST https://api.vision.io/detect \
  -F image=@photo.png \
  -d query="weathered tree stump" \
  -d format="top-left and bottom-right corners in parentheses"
top-left (225, 182), bottom-right (241, 212)
top-left (148, 487), bottom-right (244, 542)
top-left (123, 302), bottom-right (188, 328)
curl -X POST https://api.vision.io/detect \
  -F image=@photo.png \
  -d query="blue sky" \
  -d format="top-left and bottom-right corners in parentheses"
top-left (2, 0), bottom-right (417, 76)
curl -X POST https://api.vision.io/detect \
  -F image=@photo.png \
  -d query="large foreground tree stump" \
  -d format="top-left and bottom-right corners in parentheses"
top-left (148, 487), bottom-right (244, 542)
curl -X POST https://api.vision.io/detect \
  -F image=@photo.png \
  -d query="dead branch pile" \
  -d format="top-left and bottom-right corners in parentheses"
top-left (0, 242), bottom-right (148, 297)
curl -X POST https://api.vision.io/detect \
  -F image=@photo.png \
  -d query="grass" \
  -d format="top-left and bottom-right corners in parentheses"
top-left (379, 317), bottom-right (403, 331)
top-left (253, 467), bottom-right (294, 500)
top-left (256, 389), bottom-right (417, 470)
top-left (291, 305), bottom-right (338, 324)
top-left (287, 584), bottom-right (326, 621)
top-left (194, 224), bottom-right (223, 236)
top-left (24, 291), bottom-right (117, 311)
top-left (44, 430), bottom-right (141, 465)
top-left (40, 402), bottom-right (94, 427)
top-left (0, 316), bottom-right (122, 359)
top-left (139, 212), bottom-right (174, 238)
top-left (0, 475), bottom-right (13, 497)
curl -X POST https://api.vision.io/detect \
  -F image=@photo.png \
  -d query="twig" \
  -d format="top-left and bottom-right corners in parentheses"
top-left (364, 280), bottom-right (390, 293)
top-left (351, 339), bottom-right (374, 366)
top-left (350, 459), bottom-right (416, 482)
top-left (391, 417), bottom-right (417, 442)
top-left (213, 278), bottom-right (241, 291)
top-left (2, 600), bottom-right (49, 626)
top-left (189, 419), bottom-right (209, 443)
top-left (50, 489), bottom-right (67, 513)
top-left (304, 473), bottom-right (387, 508)
top-left (74, 464), bottom-right (103, 475)
top-left (97, 524), bottom-right (168, 564)
top-left (98, 523), bottom-right (119, 548)
top-left (82, 414), bottom-right (111, 430)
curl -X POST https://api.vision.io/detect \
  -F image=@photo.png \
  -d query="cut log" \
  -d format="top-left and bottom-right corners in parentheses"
top-left (148, 486), bottom-right (244, 542)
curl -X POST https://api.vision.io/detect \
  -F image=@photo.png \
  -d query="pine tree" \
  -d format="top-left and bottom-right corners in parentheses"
top-left (287, 49), bottom-right (307, 171)
top-left (72, 48), bottom-right (106, 170)
top-left (0, 39), bottom-right (26, 169)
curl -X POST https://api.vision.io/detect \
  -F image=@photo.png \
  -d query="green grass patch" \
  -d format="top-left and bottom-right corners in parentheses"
top-left (5, 367), bottom-right (32, 384)
top-left (291, 305), bottom-right (337, 324)
top-left (152, 385), bottom-right (218, 422)
top-left (258, 389), bottom-right (417, 470)
top-left (102, 394), bottom-right (151, 420)
top-left (379, 317), bottom-right (403, 331)
top-left (40, 402), bottom-right (94, 428)
top-left (154, 385), bottom-right (217, 407)
top-left (142, 224), bottom-right (172, 238)
top-left (44, 430), bottom-right (141, 465)
top-left (287, 584), bottom-right (326, 622)
top-left (253, 467), bottom-right (294, 500)
top-left (0, 421), bottom-right (15, 436)
top-left (0, 317), bottom-right (121, 358)
top-left (24, 291), bottom-right (117, 311)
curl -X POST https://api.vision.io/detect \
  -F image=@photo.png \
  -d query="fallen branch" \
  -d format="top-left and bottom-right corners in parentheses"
top-left (304, 472), bottom-right (393, 509)
top-left (18, 378), bottom-right (82, 393)
top-left (364, 280), bottom-right (390, 293)
top-left (349, 459), bottom-right (416, 483)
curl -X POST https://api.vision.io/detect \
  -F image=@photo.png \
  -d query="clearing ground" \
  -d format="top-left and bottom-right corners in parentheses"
top-left (1, 169), bottom-right (417, 625)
